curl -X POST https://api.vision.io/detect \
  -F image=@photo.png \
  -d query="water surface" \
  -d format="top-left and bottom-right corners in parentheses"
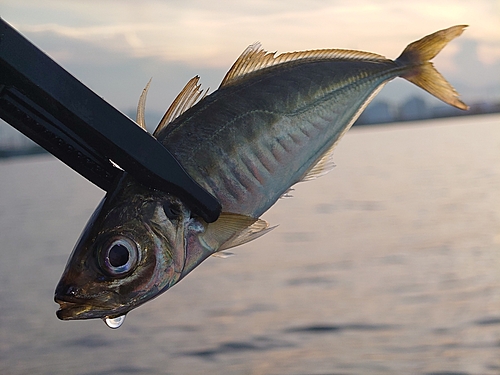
top-left (1, 114), bottom-right (499, 374)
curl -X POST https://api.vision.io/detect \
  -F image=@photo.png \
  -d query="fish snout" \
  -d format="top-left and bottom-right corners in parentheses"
top-left (54, 280), bottom-right (108, 320)
top-left (54, 283), bottom-right (78, 300)
top-left (54, 282), bottom-right (89, 320)
top-left (54, 277), bottom-right (127, 320)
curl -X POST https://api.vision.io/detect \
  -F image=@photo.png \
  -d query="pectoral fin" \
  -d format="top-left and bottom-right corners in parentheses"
top-left (200, 213), bottom-right (275, 252)
top-left (219, 217), bottom-right (277, 251)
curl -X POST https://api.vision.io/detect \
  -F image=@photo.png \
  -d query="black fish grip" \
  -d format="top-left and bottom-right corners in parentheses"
top-left (0, 18), bottom-right (221, 223)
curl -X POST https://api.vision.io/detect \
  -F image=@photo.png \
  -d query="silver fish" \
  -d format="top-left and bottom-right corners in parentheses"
top-left (55, 25), bottom-right (468, 328)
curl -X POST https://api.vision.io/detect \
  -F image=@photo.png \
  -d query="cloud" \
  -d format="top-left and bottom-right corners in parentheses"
top-left (3, 0), bottom-right (498, 108)
top-left (7, 0), bottom-right (499, 68)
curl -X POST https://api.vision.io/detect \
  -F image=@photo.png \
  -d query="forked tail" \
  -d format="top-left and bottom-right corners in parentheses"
top-left (396, 25), bottom-right (469, 110)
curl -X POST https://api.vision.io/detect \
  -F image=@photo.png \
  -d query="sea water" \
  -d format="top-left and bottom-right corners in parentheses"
top-left (1, 114), bottom-right (499, 375)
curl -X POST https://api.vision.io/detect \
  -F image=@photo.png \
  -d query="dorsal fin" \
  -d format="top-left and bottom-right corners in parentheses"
top-left (220, 42), bottom-right (389, 88)
top-left (153, 76), bottom-right (208, 136)
top-left (136, 78), bottom-right (152, 130)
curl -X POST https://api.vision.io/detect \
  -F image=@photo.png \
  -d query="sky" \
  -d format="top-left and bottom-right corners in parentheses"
top-left (1, 0), bottom-right (499, 122)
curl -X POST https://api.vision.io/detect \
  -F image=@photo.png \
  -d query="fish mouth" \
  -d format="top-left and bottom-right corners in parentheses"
top-left (55, 295), bottom-right (123, 321)
top-left (55, 299), bottom-right (94, 320)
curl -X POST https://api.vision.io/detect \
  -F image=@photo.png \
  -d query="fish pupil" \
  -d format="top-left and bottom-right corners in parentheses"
top-left (98, 236), bottom-right (138, 277)
top-left (108, 244), bottom-right (129, 267)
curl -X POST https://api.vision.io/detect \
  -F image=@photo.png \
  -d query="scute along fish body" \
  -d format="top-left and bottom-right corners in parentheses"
top-left (55, 26), bottom-right (468, 325)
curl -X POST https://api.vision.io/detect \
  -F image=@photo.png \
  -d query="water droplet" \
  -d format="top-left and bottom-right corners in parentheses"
top-left (103, 315), bottom-right (126, 329)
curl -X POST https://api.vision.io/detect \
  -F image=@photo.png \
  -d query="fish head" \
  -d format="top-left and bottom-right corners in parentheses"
top-left (54, 175), bottom-right (199, 321)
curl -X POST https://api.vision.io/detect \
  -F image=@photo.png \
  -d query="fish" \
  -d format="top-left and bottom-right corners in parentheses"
top-left (55, 25), bottom-right (468, 328)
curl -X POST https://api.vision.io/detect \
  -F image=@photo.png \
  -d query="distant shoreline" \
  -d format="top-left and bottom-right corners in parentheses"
top-left (354, 98), bottom-right (500, 126)
top-left (1, 111), bottom-right (499, 159)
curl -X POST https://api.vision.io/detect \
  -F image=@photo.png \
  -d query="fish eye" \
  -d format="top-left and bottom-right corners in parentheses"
top-left (163, 202), bottom-right (182, 220)
top-left (98, 236), bottom-right (139, 277)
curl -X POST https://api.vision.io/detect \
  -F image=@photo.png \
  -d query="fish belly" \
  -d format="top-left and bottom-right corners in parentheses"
top-left (160, 60), bottom-right (399, 217)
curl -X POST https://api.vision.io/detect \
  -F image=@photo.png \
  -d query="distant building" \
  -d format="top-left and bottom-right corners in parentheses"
top-left (431, 103), bottom-right (465, 118)
top-left (355, 100), bottom-right (394, 125)
top-left (398, 96), bottom-right (428, 121)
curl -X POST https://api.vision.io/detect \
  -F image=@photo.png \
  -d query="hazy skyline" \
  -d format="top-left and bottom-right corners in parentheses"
top-left (1, 0), bottom-right (499, 116)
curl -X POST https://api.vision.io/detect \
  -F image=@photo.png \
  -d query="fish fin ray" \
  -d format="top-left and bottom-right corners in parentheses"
top-left (397, 25), bottom-right (468, 110)
top-left (153, 76), bottom-right (208, 136)
top-left (220, 43), bottom-right (389, 88)
top-left (211, 251), bottom-right (235, 259)
top-left (404, 63), bottom-right (467, 110)
top-left (200, 213), bottom-right (257, 251)
top-left (301, 145), bottom-right (337, 182)
top-left (219, 220), bottom-right (277, 251)
top-left (136, 78), bottom-right (152, 130)
top-left (200, 212), bottom-right (275, 251)
top-left (280, 187), bottom-right (295, 199)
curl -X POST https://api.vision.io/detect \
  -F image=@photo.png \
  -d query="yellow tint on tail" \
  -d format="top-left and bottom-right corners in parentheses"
top-left (396, 25), bottom-right (469, 110)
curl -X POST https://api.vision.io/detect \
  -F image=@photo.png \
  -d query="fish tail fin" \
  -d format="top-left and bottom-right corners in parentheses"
top-left (396, 25), bottom-right (469, 110)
